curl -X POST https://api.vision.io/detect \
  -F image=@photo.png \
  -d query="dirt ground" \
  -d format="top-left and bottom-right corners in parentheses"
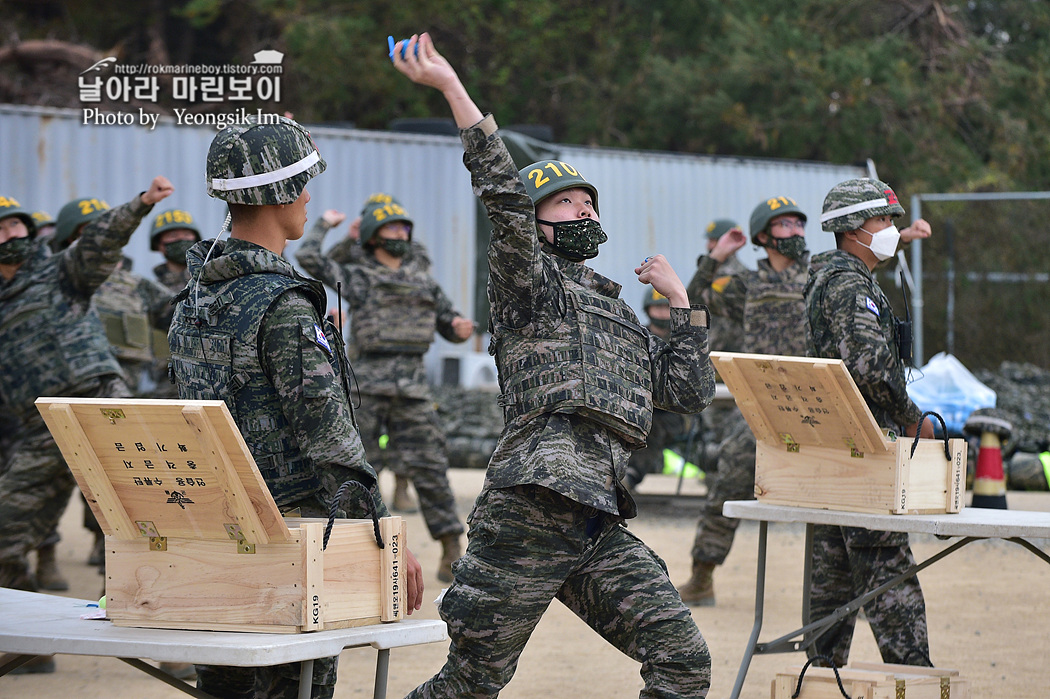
top-left (4, 468), bottom-right (1049, 698)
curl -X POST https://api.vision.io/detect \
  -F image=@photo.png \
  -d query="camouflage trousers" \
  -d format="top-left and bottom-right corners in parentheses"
top-left (406, 485), bottom-right (711, 698)
top-left (0, 376), bottom-right (129, 588)
top-left (355, 393), bottom-right (463, 540)
top-left (196, 492), bottom-right (340, 699)
top-left (624, 410), bottom-right (692, 489)
top-left (690, 408), bottom-right (755, 565)
top-left (807, 525), bottom-right (932, 669)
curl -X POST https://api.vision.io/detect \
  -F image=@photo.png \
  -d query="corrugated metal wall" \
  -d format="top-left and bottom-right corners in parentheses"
top-left (1, 104), bottom-right (866, 375)
top-left (557, 144), bottom-right (868, 302)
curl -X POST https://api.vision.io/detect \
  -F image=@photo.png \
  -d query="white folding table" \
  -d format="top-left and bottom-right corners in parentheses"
top-left (0, 588), bottom-right (447, 699)
top-left (722, 500), bottom-right (1050, 699)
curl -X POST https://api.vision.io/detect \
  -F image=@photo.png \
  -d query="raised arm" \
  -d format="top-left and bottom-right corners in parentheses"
top-left (64, 176), bottom-right (172, 297)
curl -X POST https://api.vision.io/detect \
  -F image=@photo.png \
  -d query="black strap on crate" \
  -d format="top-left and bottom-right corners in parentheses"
top-left (792, 654), bottom-right (852, 699)
top-left (910, 410), bottom-right (951, 461)
top-left (324, 480), bottom-right (384, 550)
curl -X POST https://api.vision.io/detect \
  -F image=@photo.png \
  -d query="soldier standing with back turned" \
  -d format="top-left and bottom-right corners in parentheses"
top-left (168, 115), bottom-right (423, 698)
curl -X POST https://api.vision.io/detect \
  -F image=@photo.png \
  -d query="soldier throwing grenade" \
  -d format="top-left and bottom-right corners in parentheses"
top-left (391, 32), bottom-right (716, 698)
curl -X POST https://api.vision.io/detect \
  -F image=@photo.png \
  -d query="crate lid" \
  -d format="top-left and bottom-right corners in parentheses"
top-left (36, 397), bottom-right (292, 544)
top-left (711, 352), bottom-right (891, 454)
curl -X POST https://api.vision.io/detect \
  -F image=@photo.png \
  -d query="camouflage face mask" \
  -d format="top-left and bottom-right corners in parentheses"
top-left (770, 234), bottom-right (808, 261)
top-left (0, 236), bottom-right (32, 264)
top-left (536, 217), bottom-right (608, 261)
top-left (378, 238), bottom-right (410, 258)
top-left (162, 239), bottom-right (196, 265)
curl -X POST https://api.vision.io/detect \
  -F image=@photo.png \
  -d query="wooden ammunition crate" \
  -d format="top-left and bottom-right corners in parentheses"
top-left (36, 397), bottom-right (407, 633)
top-left (772, 662), bottom-right (969, 699)
top-left (712, 352), bottom-right (967, 515)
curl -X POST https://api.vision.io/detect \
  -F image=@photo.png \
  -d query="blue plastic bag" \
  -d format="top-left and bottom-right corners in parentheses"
top-left (906, 352), bottom-right (996, 435)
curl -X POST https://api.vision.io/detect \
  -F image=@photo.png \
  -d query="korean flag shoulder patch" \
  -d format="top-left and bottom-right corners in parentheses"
top-left (313, 323), bottom-right (332, 355)
top-left (864, 296), bottom-right (880, 317)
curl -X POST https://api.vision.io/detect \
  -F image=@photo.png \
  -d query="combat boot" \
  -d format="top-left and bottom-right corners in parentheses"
top-left (35, 542), bottom-right (69, 592)
top-left (437, 534), bottom-right (462, 583)
top-left (392, 475), bottom-right (418, 513)
top-left (0, 560), bottom-right (37, 592)
top-left (677, 561), bottom-right (716, 607)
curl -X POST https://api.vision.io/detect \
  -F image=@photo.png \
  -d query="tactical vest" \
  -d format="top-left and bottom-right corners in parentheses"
top-left (491, 278), bottom-right (653, 447)
top-left (169, 272), bottom-right (343, 506)
top-left (351, 266), bottom-right (437, 354)
top-left (95, 271), bottom-right (153, 363)
top-left (0, 252), bottom-right (123, 418)
top-left (743, 257), bottom-right (810, 356)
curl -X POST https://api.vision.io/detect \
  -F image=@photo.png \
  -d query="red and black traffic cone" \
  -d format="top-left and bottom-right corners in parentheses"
top-left (964, 414), bottom-right (1012, 509)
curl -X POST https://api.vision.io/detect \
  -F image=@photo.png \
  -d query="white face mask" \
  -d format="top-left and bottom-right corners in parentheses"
top-left (858, 224), bottom-right (900, 261)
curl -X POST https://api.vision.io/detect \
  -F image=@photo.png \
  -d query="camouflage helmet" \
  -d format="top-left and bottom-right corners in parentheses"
top-left (820, 178), bottom-right (905, 232)
top-left (642, 286), bottom-right (669, 310)
top-left (358, 193), bottom-right (413, 245)
top-left (149, 208), bottom-right (202, 250)
top-left (705, 218), bottom-right (739, 241)
top-left (54, 197), bottom-right (111, 249)
top-left (749, 196), bottom-right (806, 245)
top-left (206, 115), bottom-right (326, 205)
top-left (518, 160), bottom-right (599, 215)
top-left (0, 195), bottom-right (38, 238)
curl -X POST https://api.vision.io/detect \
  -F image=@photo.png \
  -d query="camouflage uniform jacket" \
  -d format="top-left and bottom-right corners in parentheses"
top-left (296, 219), bottom-right (466, 399)
top-left (94, 265), bottom-right (173, 367)
top-left (688, 252), bottom-right (810, 356)
top-left (169, 237), bottom-right (386, 514)
top-left (686, 253), bottom-right (747, 353)
top-left (0, 196), bottom-right (152, 420)
top-left (153, 262), bottom-right (191, 294)
top-left (463, 114), bottom-right (715, 516)
top-left (805, 249), bottom-right (922, 431)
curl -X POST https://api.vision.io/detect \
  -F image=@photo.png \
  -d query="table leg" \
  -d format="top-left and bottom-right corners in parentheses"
top-left (119, 658), bottom-right (215, 698)
top-left (729, 520), bottom-right (767, 699)
top-left (298, 659), bottom-right (315, 699)
top-left (0, 652), bottom-right (35, 676)
top-left (801, 523), bottom-right (814, 647)
top-left (374, 648), bottom-right (390, 699)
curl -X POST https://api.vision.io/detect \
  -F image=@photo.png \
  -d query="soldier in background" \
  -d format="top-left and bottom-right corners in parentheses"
top-left (169, 115), bottom-right (422, 698)
top-left (0, 180), bottom-right (171, 600)
top-left (52, 199), bottom-right (174, 394)
top-left (393, 33), bottom-right (715, 697)
top-left (699, 218), bottom-right (748, 354)
top-left (147, 209), bottom-right (201, 400)
top-left (302, 209), bottom-right (427, 514)
top-left (30, 210), bottom-right (56, 241)
top-left (678, 198), bottom-right (811, 606)
top-left (804, 178), bottom-right (935, 668)
top-left (295, 196), bottom-right (473, 583)
top-left (150, 208), bottom-right (201, 291)
top-left (623, 287), bottom-right (695, 492)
